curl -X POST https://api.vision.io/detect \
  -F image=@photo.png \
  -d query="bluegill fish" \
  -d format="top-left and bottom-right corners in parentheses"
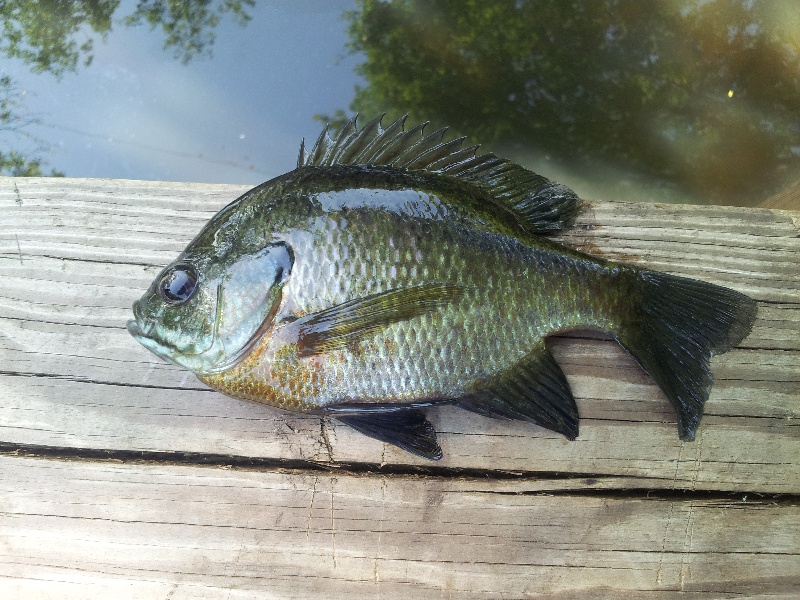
top-left (127, 115), bottom-right (757, 460)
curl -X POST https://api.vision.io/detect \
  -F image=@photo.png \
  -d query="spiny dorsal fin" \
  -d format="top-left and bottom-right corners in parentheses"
top-left (298, 114), bottom-right (581, 233)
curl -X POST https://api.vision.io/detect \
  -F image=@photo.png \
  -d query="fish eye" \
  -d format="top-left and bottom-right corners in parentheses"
top-left (158, 264), bottom-right (199, 306)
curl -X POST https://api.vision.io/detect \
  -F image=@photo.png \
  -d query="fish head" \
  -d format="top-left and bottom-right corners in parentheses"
top-left (127, 240), bottom-right (294, 375)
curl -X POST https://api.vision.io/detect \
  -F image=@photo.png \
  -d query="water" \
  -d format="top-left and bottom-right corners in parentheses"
top-left (1, 0), bottom-right (362, 183)
top-left (2, 0), bottom-right (798, 207)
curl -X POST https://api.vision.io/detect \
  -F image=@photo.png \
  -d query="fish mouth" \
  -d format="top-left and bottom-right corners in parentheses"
top-left (127, 318), bottom-right (154, 340)
top-left (125, 286), bottom-right (280, 375)
top-left (126, 301), bottom-right (177, 364)
top-left (127, 300), bottom-right (156, 340)
top-left (126, 294), bottom-right (224, 372)
top-left (127, 316), bottom-right (185, 368)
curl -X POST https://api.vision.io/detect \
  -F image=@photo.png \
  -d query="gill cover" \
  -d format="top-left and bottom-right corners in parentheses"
top-left (202, 241), bottom-right (294, 373)
top-left (129, 242), bottom-right (293, 375)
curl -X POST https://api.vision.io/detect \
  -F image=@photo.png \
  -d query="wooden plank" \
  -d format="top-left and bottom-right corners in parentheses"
top-left (762, 177), bottom-right (800, 210)
top-left (1, 176), bottom-right (798, 598)
top-left (1, 455), bottom-right (798, 599)
top-left (1, 177), bottom-right (798, 491)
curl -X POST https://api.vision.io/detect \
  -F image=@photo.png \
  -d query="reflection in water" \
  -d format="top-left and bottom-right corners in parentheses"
top-left (1, 74), bottom-right (64, 176)
top-left (0, 0), bottom-right (254, 76)
top-left (2, 0), bottom-right (799, 207)
top-left (341, 0), bottom-right (800, 206)
top-left (0, 0), bottom-right (255, 176)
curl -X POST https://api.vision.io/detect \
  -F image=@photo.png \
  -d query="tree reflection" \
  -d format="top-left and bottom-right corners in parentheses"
top-left (124, 0), bottom-right (254, 65)
top-left (0, 0), bottom-right (253, 175)
top-left (343, 0), bottom-right (800, 205)
top-left (0, 0), bottom-right (254, 78)
top-left (0, 75), bottom-right (64, 176)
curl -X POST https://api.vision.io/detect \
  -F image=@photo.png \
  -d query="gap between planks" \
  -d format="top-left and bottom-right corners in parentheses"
top-left (2, 441), bottom-right (797, 504)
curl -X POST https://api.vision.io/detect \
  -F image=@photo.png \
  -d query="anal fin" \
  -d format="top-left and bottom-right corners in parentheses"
top-left (458, 341), bottom-right (579, 440)
top-left (333, 409), bottom-right (443, 460)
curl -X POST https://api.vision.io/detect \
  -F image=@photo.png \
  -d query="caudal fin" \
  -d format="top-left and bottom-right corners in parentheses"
top-left (615, 269), bottom-right (757, 441)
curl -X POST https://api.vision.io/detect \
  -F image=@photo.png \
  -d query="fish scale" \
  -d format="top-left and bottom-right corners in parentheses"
top-left (128, 114), bottom-right (756, 460)
top-left (198, 190), bottom-right (619, 410)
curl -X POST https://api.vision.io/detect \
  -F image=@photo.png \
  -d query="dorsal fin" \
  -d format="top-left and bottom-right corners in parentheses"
top-left (298, 114), bottom-right (581, 233)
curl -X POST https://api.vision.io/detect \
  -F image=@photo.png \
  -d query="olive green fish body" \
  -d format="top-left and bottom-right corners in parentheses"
top-left (198, 170), bottom-right (622, 414)
top-left (128, 115), bottom-right (757, 460)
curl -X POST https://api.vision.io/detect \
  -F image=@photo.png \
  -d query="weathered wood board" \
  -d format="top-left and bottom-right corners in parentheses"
top-left (2, 456), bottom-right (798, 599)
top-left (1, 176), bottom-right (798, 598)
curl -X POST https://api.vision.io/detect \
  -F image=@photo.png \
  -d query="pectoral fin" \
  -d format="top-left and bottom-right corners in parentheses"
top-left (333, 409), bottom-right (443, 460)
top-left (458, 340), bottom-right (579, 440)
top-left (293, 283), bottom-right (463, 357)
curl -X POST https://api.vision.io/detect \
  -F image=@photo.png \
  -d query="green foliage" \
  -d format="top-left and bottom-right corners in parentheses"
top-left (0, 150), bottom-right (64, 177)
top-left (344, 0), bottom-right (800, 204)
top-left (0, 0), bottom-right (118, 78)
top-left (0, 0), bottom-right (254, 77)
top-left (124, 0), bottom-right (254, 64)
top-left (1, 75), bottom-right (64, 176)
top-left (1, 75), bottom-right (18, 125)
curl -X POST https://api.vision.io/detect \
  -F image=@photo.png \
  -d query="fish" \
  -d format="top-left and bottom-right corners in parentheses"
top-left (127, 114), bottom-right (758, 460)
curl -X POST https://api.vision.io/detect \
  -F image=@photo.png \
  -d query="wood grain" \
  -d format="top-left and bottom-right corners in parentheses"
top-left (1, 176), bottom-right (798, 598)
top-left (1, 456), bottom-right (798, 599)
top-left (762, 177), bottom-right (800, 210)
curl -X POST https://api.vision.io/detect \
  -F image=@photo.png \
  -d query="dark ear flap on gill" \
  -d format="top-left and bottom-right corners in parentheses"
top-left (298, 114), bottom-right (582, 233)
top-left (269, 242), bottom-right (294, 286)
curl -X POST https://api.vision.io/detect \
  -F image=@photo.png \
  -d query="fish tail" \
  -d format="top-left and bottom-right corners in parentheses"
top-left (613, 268), bottom-right (757, 441)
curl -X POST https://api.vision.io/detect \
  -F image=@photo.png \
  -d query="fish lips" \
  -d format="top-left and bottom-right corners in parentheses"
top-left (126, 297), bottom-right (269, 375)
top-left (127, 300), bottom-right (181, 365)
top-left (127, 316), bottom-right (210, 374)
top-left (127, 299), bottom-right (153, 339)
top-left (127, 315), bottom-right (175, 364)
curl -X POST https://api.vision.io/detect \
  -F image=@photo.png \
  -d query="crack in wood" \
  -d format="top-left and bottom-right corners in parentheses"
top-left (320, 417), bottom-right (335, 463)
top-left (14, 233), bottom-right (23, 265)
top-left (306, 475), bottom-right (318, 544)
top-left (1, 441), bottom-right (798, 503)
top-left (330, 476), bottom-right (338, 569)
top-left (38, 253), bottom-right (161, 268)
top-left (0, 369), bottom-right (213, 391)
top-left (375, 476), bottom-right (387, 589)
